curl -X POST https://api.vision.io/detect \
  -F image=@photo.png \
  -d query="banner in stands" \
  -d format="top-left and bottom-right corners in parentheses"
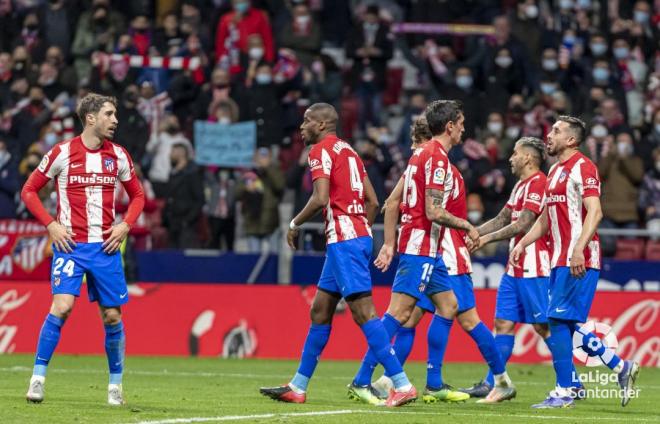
top-left (1, 283), bottom-right (657, 367)
top-left (194, 120), bottom-right (257, 168)
top-left (0, 221), bottom-right (50, 281)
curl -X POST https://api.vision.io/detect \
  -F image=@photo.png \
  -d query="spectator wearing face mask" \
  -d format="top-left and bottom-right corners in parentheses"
top-left (360, 127), bottom-right (394, 211)
top-left (598, 131), bottom-right (644, 255)
top-left (9, 86), bottom-right (51, 158)
top-left (153, 12), bottom-right (185, 56)
top-left (639, 147), bottom-right (660, 238)
top-left (44, 46), bottom-right (77, 95)
top-left (611, 37), bottom-right (648, 127)
top-left (145, 114), bottom-right (194, 197)
top-left (483, 47), bottom-right (524, 115)
top-left (115, 85), bottom-right (149, 165)
top-left (0, 0), bottom-right (19, 53)
top-left (628, 0), bottom-right (655, 59)
top-left (14, 12), bottom-right (47, 64)
top-left (307, 54), bottom-right (343, 113)
top-left (279, 3), bottom-right (321, 67)
top-left (444, 66), bottom-right (484, 139)
top-left (639, 109), bottom-right (660, 171)
top-left (204, 167), bottom-right (237, 251)
top-left (215, 0), bottom-right (274, 75)
top-left (511, 0), bottom-right (543, 64)
top-left (585, 59), bottom-right (628, 119)
top-left (240, 63), bottom-right (285, 147)
top-left (0, 138), bottom-right (19, 219)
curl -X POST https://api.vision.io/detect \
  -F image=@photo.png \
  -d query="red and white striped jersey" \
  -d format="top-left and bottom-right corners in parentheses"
top-left (545, 152), bottom-right (601, 269)
top-left (398, 140), bottom-right (453, 257)
top-left (308, 134), bottom-right (371, 244)
top-left (36, 136), bottom-right (137, 243)
top-left (440, 165), bottom-right (472, 275)
top-left (505, 171), bottom-right (550, 278)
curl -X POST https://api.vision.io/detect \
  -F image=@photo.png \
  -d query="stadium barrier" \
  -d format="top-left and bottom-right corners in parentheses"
top-left (0, 282), bottom-right (658, 367)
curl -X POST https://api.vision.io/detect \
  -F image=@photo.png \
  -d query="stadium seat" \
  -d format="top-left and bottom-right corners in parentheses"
top-left (645, 240), bottom-right (660, 261)
top-left (614, 238), bottom-right (645, 260)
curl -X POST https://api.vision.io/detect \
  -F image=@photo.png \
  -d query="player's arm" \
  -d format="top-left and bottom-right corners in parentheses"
top-left (363, 175), bottom-right (379, 226)
top-left (425, 188), bottom-right (478, 242)
top-left (374, 177), bottom-right (403, 272)
top-left (287, 178), bottom-right (329, 249)
top-left (509, 207), bottom-right (548, 267)
top-left (478, 209), bottom-right (536, 248)
top-left (476, 206), bottom-right (512, 235)
top-left (21, 170), bottom-right (76, 253)
top-left (103, 177), bottom-right (146, 254)
top-left (569, 196), bottom-right (603, 278)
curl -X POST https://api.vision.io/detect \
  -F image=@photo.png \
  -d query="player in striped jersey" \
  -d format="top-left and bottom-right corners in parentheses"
top-left (510, 116), bottom-right (639, 408)
top-left (22, 93), bottom-right (145, 405)
top-left (260, 103), bottom-right (417, 407)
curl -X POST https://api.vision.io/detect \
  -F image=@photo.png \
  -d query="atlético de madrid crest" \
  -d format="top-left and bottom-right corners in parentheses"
top-left (104, 158), bottom-right (115, 173)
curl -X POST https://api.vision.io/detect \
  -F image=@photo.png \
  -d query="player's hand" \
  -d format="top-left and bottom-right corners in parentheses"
top-left (467, 226), bottom-right (479, 244)
top-left (374, 244), bottom-right (394, 272)
top-left (102, 222), bottom-right (130, 254)
top-left (287, 228), bottom-right (299, 250)
top-left (47, 222), bottom-right (76, 253)
top-left (509, 243), bottom-right (524, 269)
top-left (471, 235), bottom-right (490, 253)
top-left (570, 249), bottom-right (586, 278)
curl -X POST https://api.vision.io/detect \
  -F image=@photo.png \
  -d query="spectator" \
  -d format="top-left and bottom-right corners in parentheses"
top-left (152, 11), bottom-right (184, 56)
top-left (360, 127), bottom-right (394, 208)
top-left (10, 45), bottom-right (37, 82)
top-left (145, 114), bottom-right (193, 197)
top-left (483, 47), bottom-right (524, 114)
top-left (599, 131), bottom-right (645, 255)
top-left (194, 68), bottom-right (239, 121)
top-left (278, 2), bottom-right (321, 67)
top-left (0, 138), bottom-right (19, 219)
top-left (71, 2), bottom-right (121, 80)
top-left (639, 147), bottom-right (660, 239)
top-left (0, 52), bottom-right (14, 110)
top-left (307, 54), bottom-right (343, 112)
top-left (129, 15), bottom-right (152, 56)
top-left (215, 0), bottom-right (275, 75)
top-left (115, 85), bottom-right (149, 165)
top-left (483, 15), bottom-right (532, 94)
top-left (397, 92), bottom-right (427, 147)
top-left (44, 46), bottom-right (77, 94)
top-left (38, 0), bottom-right (73, 58)
top-left (612, 37), bottom-right (648, 127)
top-left (639, 109), bottom-right (660, 171)
top-left (163, 143), bottom-right (204, 249)
top-left (320, 0), bottom-right (352, 48)
top-left (444, 66), bottom-right (484, 139)
top-left (510, 0), bottom-right (542, 65)
top-left (15, 12), bottom-right (48, 64)
top-left (204, 168), bottom-right (237, 251)
top-left (240, 62), bottom-right (285, 147)
top-left (0, 0), bottom-right (19, 53)
top-left (9, 86), bottom-right (51, 158)
top-left (37, 62), bottom-right (66, 102)
top-left (346, 5), bottom-right (393, 130)
top-left (236, 147), bottom-right (285, 252)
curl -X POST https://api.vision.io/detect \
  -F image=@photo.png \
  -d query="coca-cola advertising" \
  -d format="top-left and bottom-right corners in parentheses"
top-left (0, 220), bottom-right (51, 281)
top-left (1, 282), bottom-right (658, 366)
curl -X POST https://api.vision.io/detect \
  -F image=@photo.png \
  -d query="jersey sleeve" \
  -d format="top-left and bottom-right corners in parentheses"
top-left (308, 144), bottom-right (332, 181)
top-left (505, 182), bottom-right (518, 210)
top-left (116, 146), bottom-right (137, 182)
top-left (521, 176), bottom-right (546, 215)
top-left (424, 150), bottom-right (449, 192)
top-left (578, 161), bottom-right (601, 199)
top-left (37, 144), bottom-right (65, 179)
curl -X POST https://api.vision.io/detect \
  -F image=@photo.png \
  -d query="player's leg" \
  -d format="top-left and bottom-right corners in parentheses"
top-left (99, 306), bottom-right (125, 405)
top-left (372, 305), bottom-right (427, 399)
top-left (260, 259), bottom-right (339, 403)
top-left (27, 247), bottom-right (86, 403)
top-left (341, 237), bottom-right (416, 406)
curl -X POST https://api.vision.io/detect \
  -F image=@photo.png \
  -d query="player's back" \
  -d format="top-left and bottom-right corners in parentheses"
top-left (398, 141), bottom-right (453, 257)
top-left (545, 151), bottom-right (601, 269)
top-left (307, 134), bottom-right (371, 244)
top-left (441, 164), bottom-right (471, 275)
top-left (38, 136), bottom-right (134, 243)
top-left (505, 171), bottom-right (550, 278)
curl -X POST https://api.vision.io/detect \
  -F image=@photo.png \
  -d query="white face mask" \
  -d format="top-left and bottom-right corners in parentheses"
top-left (525, 5), bottom-right (539, 18)
top-left (617, 142), bottom-right (632, 156)
top-left (591, 125), bottom-right (607, 138)
top-left (468, 210), bottom-right (483, 223)
top-left (506, 126), bottom-right (521, 139)
top-left (218, 116), bottom-right (231, 125)
top-left (542, 59), bottom-right (558, 71)
top-left (495, 56), bottom-right (513, 68)
top-left (487, 121), bottom-right (503, 134)
top-left (249, 47), bottom-right (264, 60)
top-left (295, 15), bottom-right (310, 25)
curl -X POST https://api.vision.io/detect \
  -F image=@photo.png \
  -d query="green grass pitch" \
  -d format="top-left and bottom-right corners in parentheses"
top-left (0, 354), bottom-right (658, 423)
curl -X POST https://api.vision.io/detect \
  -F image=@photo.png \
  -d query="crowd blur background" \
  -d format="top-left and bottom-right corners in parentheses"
top-left (0, 0), bottom-right (659, 259)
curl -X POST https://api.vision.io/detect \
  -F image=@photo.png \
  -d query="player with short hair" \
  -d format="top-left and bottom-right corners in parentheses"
top-left (22, 93), bottom-right (145, 405)
top-left (510, 116), bottom-right (640, 408)
top-left (259, 103), bottom-right (417, 407)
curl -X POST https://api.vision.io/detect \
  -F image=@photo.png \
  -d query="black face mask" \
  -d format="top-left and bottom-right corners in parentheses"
top-left (25, 24), bottom-right (38, 32)
top-left (166, 126), bottom-right (179, 135)
top-left (123, 91), bottom-right (138, 104)
top-left (30, 98), bottom-right (42, 106)
top-left (170, 158), bottom-right (179, 168)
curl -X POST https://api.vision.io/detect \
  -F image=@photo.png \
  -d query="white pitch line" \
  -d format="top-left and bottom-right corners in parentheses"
top-left (129, 409), bottom-right (658, 424)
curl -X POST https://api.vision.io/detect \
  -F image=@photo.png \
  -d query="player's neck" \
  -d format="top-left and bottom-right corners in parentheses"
top-left (80, 129), bottom-right (103, 150)
top-left (558, 147), bottom-right (579, 163)
top-left (433, 135), bottom-right (452, 152)
top-left (519, 166), bottom-right (538, 181)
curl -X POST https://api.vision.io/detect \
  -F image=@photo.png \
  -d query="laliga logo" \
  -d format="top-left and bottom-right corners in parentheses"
top-left (573, 321), bottom-right (619, 367)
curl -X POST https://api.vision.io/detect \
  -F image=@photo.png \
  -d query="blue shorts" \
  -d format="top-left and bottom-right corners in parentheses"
top-left (450, 274), bottom-right (476, 313)
top-left (416, 293), bottom-right (435, 313)
top-left (392, 254), bottom-right (452, 301)
top-left (318, 236), bottom-right (373, 298)
top-left (51, 242), bottom-right (128, 307)
top-left (547, 267), bottom-right (599, 323)
top-left (496, 274), bottom-right (549, 324)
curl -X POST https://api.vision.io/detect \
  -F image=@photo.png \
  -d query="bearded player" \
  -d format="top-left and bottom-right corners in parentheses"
top-left (510, 116), bottom-right (639, 408)
top-left (21, 93), bottom-right (145, 405)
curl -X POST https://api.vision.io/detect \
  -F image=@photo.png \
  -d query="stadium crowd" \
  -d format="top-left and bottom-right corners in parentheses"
top-left (0, 0), bottom-right (659, 256)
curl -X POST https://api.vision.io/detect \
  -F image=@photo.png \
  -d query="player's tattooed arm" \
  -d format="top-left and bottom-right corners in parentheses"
top-left (476, 207), bottom-right (512, 236)
top-left (425, 189), bottom-right (473, 231)
top-left (479, 209), bottom-right (536, 246)
top-left (363, 175), bottom-right (380, 226)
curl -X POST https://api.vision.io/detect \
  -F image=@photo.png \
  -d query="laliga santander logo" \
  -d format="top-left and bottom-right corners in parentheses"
top-left (572, 321), bottom-right (619, 367)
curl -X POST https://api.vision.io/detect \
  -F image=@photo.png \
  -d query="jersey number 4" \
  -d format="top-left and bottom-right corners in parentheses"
top-left (53, 257), bottom-right (75, 277)
top-left (348, 156), bottom-right (364, 197)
